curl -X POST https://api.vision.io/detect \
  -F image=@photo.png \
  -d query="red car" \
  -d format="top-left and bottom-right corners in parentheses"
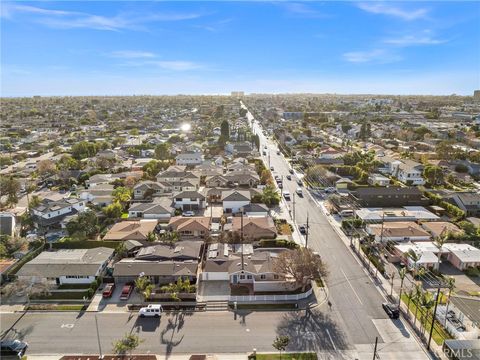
top-left (102, 283), bottom-right (115, 298)
top-left (120, 284), bottom-right (133, 300)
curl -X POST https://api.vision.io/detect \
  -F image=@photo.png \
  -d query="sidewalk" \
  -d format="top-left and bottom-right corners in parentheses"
top-left (26, 355), bottom-right (250, 360)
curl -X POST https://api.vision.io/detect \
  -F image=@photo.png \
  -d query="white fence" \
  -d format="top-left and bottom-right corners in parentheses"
top-left (230, 287), bottom-right (312, 303)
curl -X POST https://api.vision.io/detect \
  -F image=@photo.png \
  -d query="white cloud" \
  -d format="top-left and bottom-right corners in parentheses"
top-left (2, 4), bottom-right (203, 31)
top-left (343, 49), bottom-right (401, 63)
top-left (282, 2), bottom-right (328, 18)
top-left (150, 61), bottom-right (203, 71)
top-left (110, 51), bottom-right (156, 59)
top-left (357, 3), bottom-right (428, 21)
top-left (384, 34), bottom-right (446, 46)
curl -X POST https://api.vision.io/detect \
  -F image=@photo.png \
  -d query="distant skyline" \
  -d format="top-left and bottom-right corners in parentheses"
top-left (1, 1), bottom-right (479, 96)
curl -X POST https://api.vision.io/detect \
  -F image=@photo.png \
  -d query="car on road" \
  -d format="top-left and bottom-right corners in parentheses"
top-left (296, 188), bottom-right (303, 196)
top-left (182, 211), bottom-right (195, 217)
top-left (138, 304), bottom-right (163, 317)
top-left (276, 150), bottom-right (281, 155)
top-left (278, 182), bottom-right (283, 189)
top-left (120, 284), bottom-right (133, 300)
top-left (262, 151), bottom-right (266, 156)
top-left (325, 187), bottom-right (337, 194)
top-left (102, 283), bottom-right (115, 298)
top-left (283, 191), bottom-right (291, 200)
top-left (299, 225), bottom-right (307, 234)
top-left (289, 169), bottom-right (294, 174)
top-left (270, 166), bottom-right (274, 171)
top-left (0, 340), bottom-right (28, 358)
top-left (296, 179), bottom-right (303, 186)
top-left (286, 175), bottom-right (292, 180)
top-left (382, 302), bottom-right (400, 319)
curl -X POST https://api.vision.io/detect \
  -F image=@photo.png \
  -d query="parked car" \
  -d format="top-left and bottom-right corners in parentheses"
top-left (286, 175), bottom-right (292, 180)
top-left (325, 187), bottom-right (337, 193)
top-left (270, 166), bottom-right (274, 171)
top-left (120, 284), bottom-right (133, 300)
top-left (0, 340), bottom-right (28, 358)
top-left (382, 302), bottom-right (399, 319)
top-left (276, 150), bottom-right (281, 155)
top-left (296, 188), bottom-right (303, 196)
top-left (102, 283), bottom-right (115, 298)
top-left (299, 225), bottom-right (307, 234)
top-left (283, 191), bottom-right (291, 200)
top-left (138, 304), bottom-right (163, 318)
top-left (182, 211), bottom-right (195, 217)
top-left (289, 169), bottom-right (294, 174)
top-left (278, 182), bottom-right (283, 189)
top-left (262, 151), bottom-right (267, 156)
top-left (296, 179), bottom-right (303, 186)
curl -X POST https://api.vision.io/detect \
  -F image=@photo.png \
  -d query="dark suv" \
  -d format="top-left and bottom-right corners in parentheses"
top-left (0, 340), bottom-right (28, 358)
top-left (382, 302), bottom-right (400, 319)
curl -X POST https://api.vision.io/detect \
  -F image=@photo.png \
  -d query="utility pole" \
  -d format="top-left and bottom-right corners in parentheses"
top-left (280, 175), bottom-right (284, 196)
top-left (268, 152), bottom-right (271, 168)
top-left (240, 207), bottom-right (244, 272)
top-left (305, 213), bottom-right (309, 248)
top-left (372, 336), bottom-right (378, 360)
top-left (95, 314), bottom-right (103, 359)
top-left (379, 211), bottom-right (385, 243)
top-left (427, 286), bottom-right (442, 351)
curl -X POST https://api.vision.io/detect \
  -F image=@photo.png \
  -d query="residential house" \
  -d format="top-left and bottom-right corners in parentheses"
top-left (85, 174), bottom-right (115, 188)
top-left (390, 159), bottom-right (425, 186)
top-left (175, 152), bottom-right (204, 166)
top-left (113, 259), bottom-right (198, 285)
top-left (201, 243), bottom-right (298, 293)
top-left (231, 216), bottom-right (277, 240)
top-left (79, 184), bottom-right (114, 206)
top-left (355, 206), bottom-right (439, 223)
top-left (366, 221), bottom-right (431, 242)
top-left (206, 175), bottom-right (229, 188)
top-left (103, 220), bottom-right (157, 241)
top-left (135, 241), bottom-right (202, 261)
top-left (368, 173), bottom-right (391, 186)
top-left (352, 187), bottom-right (430, 207)
top-left (156, 165), bottom-right (200, 188)
top-left (133, 181), bottom-right (171, 200)
top-left (225, 142), bottom-right (254, 157)
top-left (16, 247), bottom-right (114, 285)
top-left (394, 242), bottom-right (440, 271)
top-left (421, 222), bottom-right (464, 239)
top-left (222, 190), bottom-right (251, 214)
top-left (443, 243), bottom-right (480, 270)
top-left (224, 171), bottom-right (260, 187)
top-left (128, 198), bottom-right (174, 221)
top-left (31, 198), bottom-right (86, 229)
top-left (243, 203), bottom-right (269, 217)
top-left (168, 216), bottom-right (211, 240)
top-left (450, 193), bottom-right (480, 217)
top-left (173, 191), bottom-right (206, 211)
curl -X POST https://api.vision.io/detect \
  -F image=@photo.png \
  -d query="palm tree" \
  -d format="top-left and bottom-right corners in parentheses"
top-left (398, 267), bottom-right (407, 306)
top-left (444, 277), bottom-right (456, 327)
top-left (407, 249), bottom-right (421, 279)
top-left (406, 287), bottom-right (414, 317)
top-left (412, 284), bottom-right (423, 328)
top-left (433, 231), bottom-right (448, 271)
top-left (419, 291), bottom-right (435, 335)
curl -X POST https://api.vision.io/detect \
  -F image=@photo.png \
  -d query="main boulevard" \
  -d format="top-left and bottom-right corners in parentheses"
top-left (0, 103), bottom-right (430, 359)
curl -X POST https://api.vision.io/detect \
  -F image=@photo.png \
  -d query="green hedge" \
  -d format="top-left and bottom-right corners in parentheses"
top-left (4, 244), bottom-right (45, 276)
top-left (258, 239), bottom-right (299, 249)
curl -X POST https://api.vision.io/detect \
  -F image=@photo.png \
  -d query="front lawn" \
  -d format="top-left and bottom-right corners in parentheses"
top-left (253, 353), bottom-right (317, 360)
top-left (27, 304), bottom-right (86, 311)
top-left (401, 294), bottom-right (451, 345)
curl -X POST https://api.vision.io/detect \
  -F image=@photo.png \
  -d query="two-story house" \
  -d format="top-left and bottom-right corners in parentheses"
top-left (173, 191), bottom-right (206, 211)
top-left (31, 198), bottom-right (86, 230)
top-left (175, 152), bottom-right (204, 166)
top-left (222, 190), bottom-right (251, 214)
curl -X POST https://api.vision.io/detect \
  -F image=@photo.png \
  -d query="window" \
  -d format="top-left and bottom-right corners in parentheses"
top-left (190, 198), bottom-right (197, 201)
top-left (239, 275), bottom-right (245, 280)
top-left (260, 274), bottom-right (266, 280)
top-left (273, 275), bottom-right (279, 280)
top-left (247, 275), bottom-right (252, 279)
top-left (176, 198), bottom-right (182, 202)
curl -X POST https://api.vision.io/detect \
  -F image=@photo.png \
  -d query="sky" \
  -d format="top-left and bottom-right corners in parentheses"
top-left (1, 1), bottom-right (479, 96)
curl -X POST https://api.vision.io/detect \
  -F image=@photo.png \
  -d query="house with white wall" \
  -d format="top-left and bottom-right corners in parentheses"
top-left (175, 152), bottom-right (204, 166)
top-left (173, 191), bottom-right (206, 211)
top-left (222, 190), bottom-right (251, 214)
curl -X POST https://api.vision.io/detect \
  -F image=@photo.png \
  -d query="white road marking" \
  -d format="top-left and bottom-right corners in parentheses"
top-left (61, 323), bottom-right (74, 328)
top-left (325, 329), bottom-right (337, 350)
top-left (340, 268), bottom-right (363, 305)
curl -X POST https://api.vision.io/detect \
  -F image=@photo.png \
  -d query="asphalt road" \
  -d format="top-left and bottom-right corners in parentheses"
top-left (249, 113), bottom-right (388, 347)
top-left (0, 306), bottom-right (345, 355)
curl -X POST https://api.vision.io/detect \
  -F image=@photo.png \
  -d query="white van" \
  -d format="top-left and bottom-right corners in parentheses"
top-left (138, 304), bottom-right (163, 317)
top-left (339, 210), bottom-right (354, 218)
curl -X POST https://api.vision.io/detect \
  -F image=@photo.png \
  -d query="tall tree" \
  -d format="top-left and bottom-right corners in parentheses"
top-left (272, 336), bottom-right (290, 360)
top-left (220, 119), bottom-right (230, 140)
top-left (273, 248), bottom-right (327, 291)
top-left (155, 142), bottom-right (171, 160)
top-left (0, 176), bottom-right (21, 205)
